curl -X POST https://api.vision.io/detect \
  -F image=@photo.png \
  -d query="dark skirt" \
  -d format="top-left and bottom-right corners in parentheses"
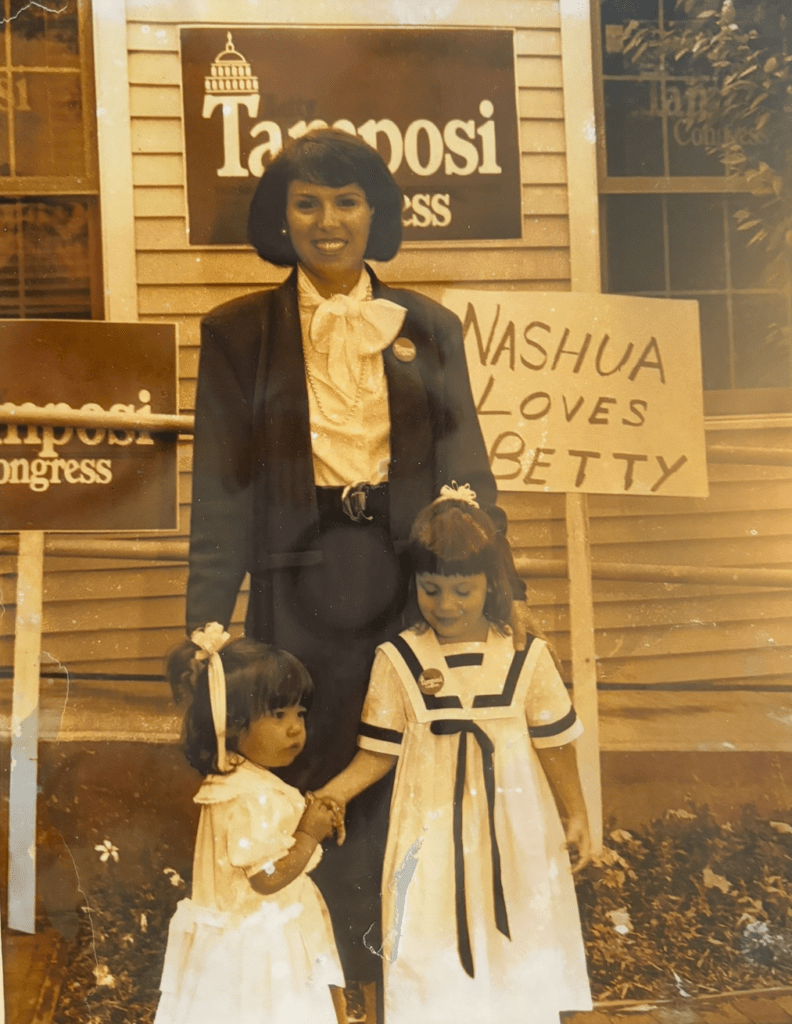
top-left (249, 484), bottom-right (409, 984)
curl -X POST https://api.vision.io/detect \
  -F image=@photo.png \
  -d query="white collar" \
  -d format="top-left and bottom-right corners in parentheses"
top-left (297, 264), bottom-right (371, 311)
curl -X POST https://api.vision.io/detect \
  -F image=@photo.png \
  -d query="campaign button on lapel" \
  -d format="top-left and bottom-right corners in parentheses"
top-left (418, 668), bottom-right (444, 695)
top-left (392, 337), bottom-right (417, 363)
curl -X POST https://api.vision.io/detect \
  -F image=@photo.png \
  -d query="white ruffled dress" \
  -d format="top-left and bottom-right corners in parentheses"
top-left (154, 759), bottom-right (343, 1024)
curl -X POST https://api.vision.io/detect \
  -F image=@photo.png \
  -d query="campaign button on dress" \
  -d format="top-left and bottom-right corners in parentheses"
top-left (418, 668), bottom-right (444, 694)
top-left (391, 337), bottom-right (417, 363)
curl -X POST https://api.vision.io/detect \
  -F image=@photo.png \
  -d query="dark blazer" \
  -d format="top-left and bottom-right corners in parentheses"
top-left (186, 266), bottom-right (500, 637)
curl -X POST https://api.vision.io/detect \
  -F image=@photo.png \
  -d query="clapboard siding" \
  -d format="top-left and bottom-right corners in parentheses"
top-left (520, 89), bottom-right (565, 120)
top-left (133, 185), bottom-right (185, 218)
top-left (125, 1), bottom-right (562, 30)
top-left (135, 215), bottom-right (572, 266)
top-left (586, 431), bottom-right (792, 693)
top-left (130, 179), bottom-right (572, 222)
top-left (129, 85), bottom-right (182, 118)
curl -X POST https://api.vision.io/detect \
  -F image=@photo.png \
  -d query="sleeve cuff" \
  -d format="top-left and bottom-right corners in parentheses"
top-left (358, 721), bottom-right (403, 756)
top-left (530, 707), bottom-right (584, 749)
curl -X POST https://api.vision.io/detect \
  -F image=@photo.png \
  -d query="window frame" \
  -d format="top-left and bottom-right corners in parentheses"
top-left (0, 0), bottom-right (103, 320)
top-left (592, 0), bottom-right (792, 414)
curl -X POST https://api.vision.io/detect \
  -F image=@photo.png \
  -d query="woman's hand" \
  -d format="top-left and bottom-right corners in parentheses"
top-left (565, 812), bottom-right (591, 875)
top-left (297, 798), bottom-right (337, 844)
top-left (313, 782), bottom-right (344, 809)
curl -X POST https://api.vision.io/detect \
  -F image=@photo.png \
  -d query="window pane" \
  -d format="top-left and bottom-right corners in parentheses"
top-left (668, 195), bottom-right (726, 291)
top-left (15, 72), bottom-right (85, 176)
top-left (695, 295), bottom-right (731, 390)
top-left (11, 0), bottom-right (80, 69)
top-left (666, 81), bottom-right (727, 177)
top-left (0, 200), bottom-right (20, 316)
top-left (0, 98), bottom-right (9, 176)
top-left (604, 194), bottom-right (666, 293)
top-left (599, 0), bottom-right (660, 77)
top-left (733, 296), bottom-right (791, 389)
top-left (604, 80), bottom-right (664, 176)
top-left (728, 197), bottom-right (775, 289)
top-left (0, 198), bottom-right (94, 319)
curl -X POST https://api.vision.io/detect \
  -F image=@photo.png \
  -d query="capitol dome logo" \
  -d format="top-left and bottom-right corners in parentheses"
top-left (205, 33), bottom-right (259, 95)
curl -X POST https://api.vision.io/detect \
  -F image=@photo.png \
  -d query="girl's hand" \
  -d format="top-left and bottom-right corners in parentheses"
top-left (565, 812), bottom-right (591, 874)
top-left (298, 798), bottom-right (337, 843)
top-left (305, 792), bottom-right (347, 845)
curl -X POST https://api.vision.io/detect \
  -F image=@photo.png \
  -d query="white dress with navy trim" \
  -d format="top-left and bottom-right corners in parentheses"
top-left (154, 760), bottom-right (343, 1024)
top-left (358, 627), bottom-right (592, 1024)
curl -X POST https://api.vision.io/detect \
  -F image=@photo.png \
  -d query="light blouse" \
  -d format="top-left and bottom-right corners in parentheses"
top-left (297, 266), bottom-right (406, 487)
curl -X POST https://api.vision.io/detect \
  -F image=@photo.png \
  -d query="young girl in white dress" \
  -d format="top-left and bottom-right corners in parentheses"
top-left (318, 486), bottom-right (593, 1024)
top-left (154, 624), bottom-right (345, 1024)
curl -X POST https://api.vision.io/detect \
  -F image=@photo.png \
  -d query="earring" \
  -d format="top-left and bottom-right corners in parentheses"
top-left (280, 225), bottom-right (288, 236)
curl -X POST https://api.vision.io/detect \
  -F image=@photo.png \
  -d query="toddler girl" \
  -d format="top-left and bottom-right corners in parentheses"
top-left (154, 624), bottom-right (345, 1024)
top-left (318, 486), bottom-right (593, 1024)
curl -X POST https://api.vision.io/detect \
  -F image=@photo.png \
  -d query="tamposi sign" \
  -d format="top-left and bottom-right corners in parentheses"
top-left (0, 321), bottom-right (178, 531)
top-left (442, 290), bottom-right (708, 497)
top-left (179, 27), bottom-right (522, 245)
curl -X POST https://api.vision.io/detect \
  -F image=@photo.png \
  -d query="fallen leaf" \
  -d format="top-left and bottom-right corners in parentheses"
top-left (703, 866), bottom-right (732, 893)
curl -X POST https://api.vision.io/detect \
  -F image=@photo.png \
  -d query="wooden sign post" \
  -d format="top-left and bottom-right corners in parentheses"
top-left (8, 532), bottom-right (44, 934)
top-left (0, 320), bottom-right (179, 934)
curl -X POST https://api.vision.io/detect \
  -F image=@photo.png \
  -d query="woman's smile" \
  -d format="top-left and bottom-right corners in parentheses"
top-left (286, 179), bottom-right (374, 297)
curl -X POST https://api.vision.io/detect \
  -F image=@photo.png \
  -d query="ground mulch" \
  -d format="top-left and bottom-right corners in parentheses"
top-left (52, 805), bottom-right (792, 1023)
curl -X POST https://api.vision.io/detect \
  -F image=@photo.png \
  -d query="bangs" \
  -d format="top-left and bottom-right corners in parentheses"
top-left (291, 143), bottom-right (367, 190)
top-left (261, 654), bottom-right (314, 712)
top-left (225, 645), bottom-right (314, 731)
top-left (411, 545), bottom-right (496, 580)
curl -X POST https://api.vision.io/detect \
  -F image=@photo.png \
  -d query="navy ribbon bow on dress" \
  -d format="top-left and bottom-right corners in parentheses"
top-left (430, 718), bottom-right (511, 977)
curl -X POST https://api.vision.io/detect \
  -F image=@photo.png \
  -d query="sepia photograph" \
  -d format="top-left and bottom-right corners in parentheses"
top-left (0, 0), bottom-right (790, 1022)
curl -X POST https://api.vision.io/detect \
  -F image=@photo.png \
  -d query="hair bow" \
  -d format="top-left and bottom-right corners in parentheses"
top-left (191, 622), bottom-right (231, 771)
top-left (435, 482), bottom-right (479, 508)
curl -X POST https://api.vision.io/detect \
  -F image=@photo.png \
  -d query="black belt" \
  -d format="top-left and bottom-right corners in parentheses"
top-left (315, 482), bottom-right (389, 525)
top-left (430, 718), bottom-right (511, 977)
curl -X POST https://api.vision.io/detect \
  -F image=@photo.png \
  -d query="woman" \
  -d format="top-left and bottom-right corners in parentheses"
top-left (185, 128), bottom-right (519, 1014)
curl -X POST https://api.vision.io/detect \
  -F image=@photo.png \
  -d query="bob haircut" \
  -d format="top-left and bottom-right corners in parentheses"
top-left (168, 636), bottom-right (313, 776)
top-left (403, 498), bottom-right (515, 634)
top-left (247, 128), bottom-right (403, 266)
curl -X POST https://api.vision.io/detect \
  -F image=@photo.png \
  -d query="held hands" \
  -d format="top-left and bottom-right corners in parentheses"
top-left (565, 812), bottom-right (591, 875)
top-left (297, 796), bottom-right (337, 844)
top-left (303, 791), bottom-right (347, 846)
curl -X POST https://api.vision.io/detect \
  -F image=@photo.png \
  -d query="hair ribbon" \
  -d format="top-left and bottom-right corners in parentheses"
top-left (190, 622), bottom-right (232, 772)
top-left (435, 481), bottom-right (479, 508)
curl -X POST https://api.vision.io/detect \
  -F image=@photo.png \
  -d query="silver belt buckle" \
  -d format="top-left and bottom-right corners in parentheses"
top-left (341, 482), bottom-right (374, 522)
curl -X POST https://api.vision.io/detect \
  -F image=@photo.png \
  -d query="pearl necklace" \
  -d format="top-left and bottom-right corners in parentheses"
top-left (304, 353), bottom-right (366, 424)
top-left (300, 279), bottom-right (374, 425)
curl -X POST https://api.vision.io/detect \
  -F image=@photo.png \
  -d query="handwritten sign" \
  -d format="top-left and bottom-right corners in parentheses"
top-left (0, 321), bottom-right (178, 531)
top-left (441, 290), bottom-right (707, 497)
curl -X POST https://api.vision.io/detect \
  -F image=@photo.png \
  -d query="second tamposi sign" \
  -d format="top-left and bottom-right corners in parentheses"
top-left (0, 321), bottom-right (178, 532)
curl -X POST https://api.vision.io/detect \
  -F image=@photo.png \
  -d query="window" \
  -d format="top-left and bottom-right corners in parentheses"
top-left (0, 0), bottom-right (102, 320)
top-left (595, 0), bottom-right (791, 412)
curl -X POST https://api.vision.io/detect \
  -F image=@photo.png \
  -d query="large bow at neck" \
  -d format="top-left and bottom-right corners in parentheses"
top-left (309, 292), bottom-right (406, 394)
